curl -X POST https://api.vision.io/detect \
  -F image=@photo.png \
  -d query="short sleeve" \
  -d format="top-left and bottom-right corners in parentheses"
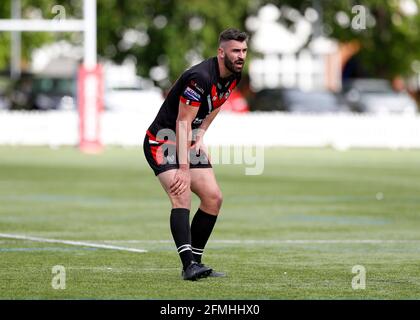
top-left (179, 75), bottom-right (207, 107)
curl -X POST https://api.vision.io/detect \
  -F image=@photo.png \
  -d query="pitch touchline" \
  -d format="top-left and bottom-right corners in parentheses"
top-left (0, 233), bottom-right (147, 253)
top-left (2, 235), bottom-right (418, 247)
top-left (94, 239), bottom-right (420, 244)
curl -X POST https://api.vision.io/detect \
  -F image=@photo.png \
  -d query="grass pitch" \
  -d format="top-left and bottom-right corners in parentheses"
top-left (0, 146), bottom-right (419, 299)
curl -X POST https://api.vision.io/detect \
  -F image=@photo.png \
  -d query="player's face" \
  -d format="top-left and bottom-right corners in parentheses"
top-left (221, 40), bottom-right (248, 74)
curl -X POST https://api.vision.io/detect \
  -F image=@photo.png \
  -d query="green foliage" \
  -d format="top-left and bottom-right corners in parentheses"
top-left (1, 1), bottom-right (419, 83)
top-left (258, 0), bottom-right (420, 79)
top-left (97, 0), bottom-right (250, 86)
top-left (321, 0), bottom-right (420, 78)
top-left (96, 0), bottom-right (420, 84)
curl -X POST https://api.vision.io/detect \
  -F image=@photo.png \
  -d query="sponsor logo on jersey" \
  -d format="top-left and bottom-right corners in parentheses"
top-left (190, 80), bottom-right (204, 94)
top-left (183, 86), bottom-right (201, 101)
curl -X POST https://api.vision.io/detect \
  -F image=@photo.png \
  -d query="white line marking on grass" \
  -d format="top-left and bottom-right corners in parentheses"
top-left (67, 267), bottom-right (178, 271)
top-left (0, 233), bottom-right (147, 253)
top-left (94, 239), bottom-right (420, 244)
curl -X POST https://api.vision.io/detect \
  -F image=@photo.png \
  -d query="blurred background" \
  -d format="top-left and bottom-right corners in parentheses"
top-left (0, 0), bottom-right (420, 149)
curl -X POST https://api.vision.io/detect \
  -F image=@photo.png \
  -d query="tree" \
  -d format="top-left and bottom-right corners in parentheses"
top-left (97, 0), bottom-right (250, 87)
top-left (1, 0), bottom-right (419, 85)
top-left (257, 0), bottom-right (420, 79)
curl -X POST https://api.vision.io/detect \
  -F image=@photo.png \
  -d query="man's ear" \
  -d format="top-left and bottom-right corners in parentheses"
top-left (218, 47), bottom-right (224, 58)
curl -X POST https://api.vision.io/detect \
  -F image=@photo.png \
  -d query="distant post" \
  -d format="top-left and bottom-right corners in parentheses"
top-left (78, 0), bottom-right (103, 153)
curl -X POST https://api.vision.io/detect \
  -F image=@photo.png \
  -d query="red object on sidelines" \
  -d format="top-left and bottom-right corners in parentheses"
top-left (221, 89), bottom-right (249, 113)
top-left (78, 64), bottom-right (104, 153)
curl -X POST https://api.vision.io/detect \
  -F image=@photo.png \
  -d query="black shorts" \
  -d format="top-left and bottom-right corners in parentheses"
top-left (143, 130), bottom-right (212, 176)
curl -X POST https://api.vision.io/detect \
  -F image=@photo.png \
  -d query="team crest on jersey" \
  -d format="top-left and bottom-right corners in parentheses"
top-left (183, 86), bottom-right (201, 101)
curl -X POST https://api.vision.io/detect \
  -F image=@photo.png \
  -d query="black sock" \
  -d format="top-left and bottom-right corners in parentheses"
top-left (170, 208), bottom-right (195, 270)
top-left (191, 208), bottom-right (218, 263)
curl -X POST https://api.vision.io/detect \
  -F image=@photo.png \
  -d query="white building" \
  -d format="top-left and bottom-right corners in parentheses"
top-left (246, 4), bottom-right (341, 92)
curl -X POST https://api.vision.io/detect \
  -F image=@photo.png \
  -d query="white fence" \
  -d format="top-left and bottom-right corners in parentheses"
top-left (1, 110), bottom-right (420, 149)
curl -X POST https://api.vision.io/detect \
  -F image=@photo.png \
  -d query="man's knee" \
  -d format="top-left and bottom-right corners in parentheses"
top-left (170, 192), bottom-right (191, 209)
top-left (205, 189), bottom-right (223, 212)
top-left (214, 190), bottom-right (223, 210)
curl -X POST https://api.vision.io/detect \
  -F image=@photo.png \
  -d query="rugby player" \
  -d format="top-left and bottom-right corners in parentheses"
top-left (143, 28), bottom-right (248, 280)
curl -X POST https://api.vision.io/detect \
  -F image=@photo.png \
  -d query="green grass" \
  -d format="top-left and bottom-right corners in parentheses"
top-left (0, 146), bottom-right (420, 299)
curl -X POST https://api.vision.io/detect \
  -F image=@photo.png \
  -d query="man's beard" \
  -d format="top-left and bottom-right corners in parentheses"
top-left (224, 55), bottom-right (244, 74)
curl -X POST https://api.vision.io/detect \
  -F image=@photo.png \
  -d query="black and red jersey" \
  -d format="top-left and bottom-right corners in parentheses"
top-left (147, 57), bottom-right (241, 138)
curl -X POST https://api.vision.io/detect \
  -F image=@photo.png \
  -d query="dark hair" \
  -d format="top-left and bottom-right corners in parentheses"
top-left (218, 28), bottom-right (248, 45)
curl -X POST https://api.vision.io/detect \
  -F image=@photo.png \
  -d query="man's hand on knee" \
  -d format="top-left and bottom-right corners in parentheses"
top-left (170, 168), bottom-right (191, 196)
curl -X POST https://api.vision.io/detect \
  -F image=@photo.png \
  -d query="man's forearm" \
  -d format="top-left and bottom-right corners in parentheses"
top-left (197, 108), bottom-right (220, 138)
top-left (176, 119), bottom-right (191, 170)
top-left (194, 127), bottom-right (206, 142)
